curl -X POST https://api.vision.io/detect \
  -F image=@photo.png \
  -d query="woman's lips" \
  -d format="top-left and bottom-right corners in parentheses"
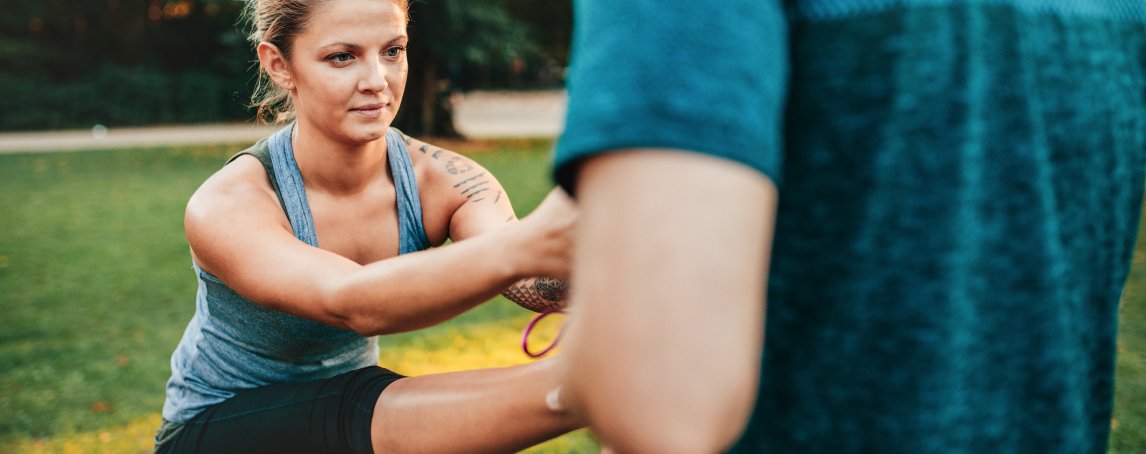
top-left (351, 103), bottom-right (388, 118)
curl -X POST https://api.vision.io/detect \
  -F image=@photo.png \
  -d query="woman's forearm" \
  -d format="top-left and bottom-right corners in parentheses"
top-left (502, 277), bottom-right (567, 312)
top-left (327, 224), bottom-right (528, 335)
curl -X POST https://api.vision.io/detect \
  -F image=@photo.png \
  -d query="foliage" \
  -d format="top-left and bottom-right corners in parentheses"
top-left (0, 0), bottom-right (572, 134)
top-left (0, 66), bottom-right (252, 131)
top-left (395, 0), bottom-right (570, 136)
top-left (0, 0), bottom-right (253, 131)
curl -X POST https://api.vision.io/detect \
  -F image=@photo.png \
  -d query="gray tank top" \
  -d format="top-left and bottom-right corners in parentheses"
top-left (162, 125), bottom-right (430, 423)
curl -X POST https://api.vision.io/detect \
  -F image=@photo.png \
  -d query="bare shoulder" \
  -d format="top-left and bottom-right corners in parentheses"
top-left (186, 155), bottom-right (281, 224)
top-left (185, 154), bottom-right (290, 268)
top-left (396, 132), bottom-right (514, 242)
top-left (399, 133), bottom-right (485, 182)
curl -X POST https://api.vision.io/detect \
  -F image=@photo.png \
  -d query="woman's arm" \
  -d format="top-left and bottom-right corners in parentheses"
top-left (185, 154), bottom-right (570, 336)
top-left (558, 150), bottom-right (777, 453)
top-left (485, 189), bottom-right (573, 313)
top-left (502, 277), bottom-right (567, 312)
top-left (407, 135), bottom-right (574, 312)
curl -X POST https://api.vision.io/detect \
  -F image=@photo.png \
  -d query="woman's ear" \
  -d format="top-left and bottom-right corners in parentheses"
top-left (257, 42), bottom-right (295, 90)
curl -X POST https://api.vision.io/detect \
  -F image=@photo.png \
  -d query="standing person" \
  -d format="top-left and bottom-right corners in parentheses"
top-left (552, 1), bottom-right (1146, 452)
top-left (155, 0), bottom-right (579, 452)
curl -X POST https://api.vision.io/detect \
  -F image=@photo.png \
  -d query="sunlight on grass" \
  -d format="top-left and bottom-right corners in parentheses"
top-left (379, 307), bottom-right (565, 375)
top-left (379, 310), bottom-right (596, 453)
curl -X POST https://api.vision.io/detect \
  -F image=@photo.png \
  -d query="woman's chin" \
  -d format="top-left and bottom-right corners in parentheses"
top-left (344, 121), bottom-right (392, 144)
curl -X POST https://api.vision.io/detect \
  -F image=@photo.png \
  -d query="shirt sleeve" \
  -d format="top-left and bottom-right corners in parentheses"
top-left (553, 0), bottom-right (789, 194)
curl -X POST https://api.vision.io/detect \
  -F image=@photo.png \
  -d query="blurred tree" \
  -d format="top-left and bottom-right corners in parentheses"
top-left (0, 0), bottom-right (252, 130)
top-left (500, 0), bottom-right (572, 82)
top-left (0, 0), bottom-right (247, 81)
top-left (0, 0), bottom-right (570, 134)
top-left (398, 0), bottom-right (571, 137)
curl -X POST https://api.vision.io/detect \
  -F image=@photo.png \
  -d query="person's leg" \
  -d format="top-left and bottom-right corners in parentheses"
top-left (372, 359), bottom-right (580, 453)
top-left (158, 367), bottom-right (402, 454)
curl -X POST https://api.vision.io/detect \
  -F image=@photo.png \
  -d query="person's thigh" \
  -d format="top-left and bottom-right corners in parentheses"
top-left (371, 359), bottom-right (578, 453)
top-left (159, 366), bottom-right (403, 454)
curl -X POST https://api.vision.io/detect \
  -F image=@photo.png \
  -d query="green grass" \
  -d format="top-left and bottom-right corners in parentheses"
top-left (1112, 205), bottom-right (1146, 453)
top-left (0, 139), bottom-right (1143, 452)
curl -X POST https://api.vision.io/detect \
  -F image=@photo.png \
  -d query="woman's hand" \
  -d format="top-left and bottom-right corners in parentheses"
top-left (510, 187), bottom-right (577, 280)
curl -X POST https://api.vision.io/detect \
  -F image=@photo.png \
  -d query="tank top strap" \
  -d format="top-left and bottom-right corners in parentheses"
top-left (266, 124), bottom-right (320, 247)
top-left (385, 127), bottom-right (432, 254)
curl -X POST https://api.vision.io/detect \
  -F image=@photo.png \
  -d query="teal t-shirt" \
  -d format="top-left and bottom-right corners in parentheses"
top-left (555, 1), bottom-right (1146, 451)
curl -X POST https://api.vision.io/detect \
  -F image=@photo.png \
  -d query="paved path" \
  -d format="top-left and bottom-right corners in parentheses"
top-left (0, 123), bottom-right (281, 154)
top-left (451, 90), bottom-right (567, 139)
top-left (0, 90), bottom-right (567, 154)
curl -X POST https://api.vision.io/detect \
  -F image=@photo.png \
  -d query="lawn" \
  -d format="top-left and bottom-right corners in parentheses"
top-left (0, 138), bottom-right (1143, 453)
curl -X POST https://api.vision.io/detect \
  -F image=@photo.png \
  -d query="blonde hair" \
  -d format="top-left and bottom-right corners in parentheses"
top-left (246, 0), bottom-right (410, 123)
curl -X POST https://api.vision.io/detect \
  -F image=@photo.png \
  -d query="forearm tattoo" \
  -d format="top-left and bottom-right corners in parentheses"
top-left (503, 277), bottom-right (567, 312)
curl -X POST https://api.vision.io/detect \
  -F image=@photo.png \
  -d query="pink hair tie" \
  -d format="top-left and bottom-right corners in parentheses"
top-left (521, 308), bottom-right (565, 358)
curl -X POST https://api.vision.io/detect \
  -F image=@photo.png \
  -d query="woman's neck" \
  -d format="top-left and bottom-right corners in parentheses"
top-left (290, 121), bottom-right (390, 196)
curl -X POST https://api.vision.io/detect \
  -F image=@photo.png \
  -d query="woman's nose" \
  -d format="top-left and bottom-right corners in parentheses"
top-left (359, 58), bottom-right (389, 93)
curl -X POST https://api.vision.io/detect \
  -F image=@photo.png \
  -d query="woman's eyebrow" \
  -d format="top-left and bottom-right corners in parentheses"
top-left (318, 42), bottom-right (362, 51)
top-left (318, 35), bottom-right (407, 50)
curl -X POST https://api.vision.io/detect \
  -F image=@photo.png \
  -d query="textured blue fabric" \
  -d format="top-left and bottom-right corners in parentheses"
top-left (386, 127), bottom-right (432, 253)
top-left (555, 1), bottom-right (1146, 452)
top-left (554, 0), bottom-right (788, 188)
top-left (267, 124), bottom-right (319, 246)
top-left (794, 0), bottom-right (1146, 22)
top-left (162, 126), bottom-right (430, 423)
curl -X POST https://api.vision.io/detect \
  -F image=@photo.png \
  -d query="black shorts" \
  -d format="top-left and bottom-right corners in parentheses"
top-left (155, 366), bottom-right (405, 454)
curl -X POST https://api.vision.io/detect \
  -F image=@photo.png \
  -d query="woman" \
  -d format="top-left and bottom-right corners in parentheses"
top-left (154, 0), bottom-right (579, 452)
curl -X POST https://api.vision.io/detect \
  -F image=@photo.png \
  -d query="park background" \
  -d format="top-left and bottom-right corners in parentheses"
top-left (0, 0), bottom-right (1142, 452)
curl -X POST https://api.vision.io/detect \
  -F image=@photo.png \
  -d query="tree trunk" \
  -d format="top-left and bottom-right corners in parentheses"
top-left (420, 56), bottom-right (438, 137)
top-left (394, 53), bottom-right (459, 138)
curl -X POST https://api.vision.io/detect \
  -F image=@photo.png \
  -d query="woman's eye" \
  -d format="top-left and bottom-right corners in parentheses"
top-left (383, 46), bottom-right (406, 59)
top-left (326, 52), bottom-right (354, 64)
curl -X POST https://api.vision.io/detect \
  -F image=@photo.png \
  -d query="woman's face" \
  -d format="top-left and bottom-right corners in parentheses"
top-left (286, 0), bottom-right (408, 144)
